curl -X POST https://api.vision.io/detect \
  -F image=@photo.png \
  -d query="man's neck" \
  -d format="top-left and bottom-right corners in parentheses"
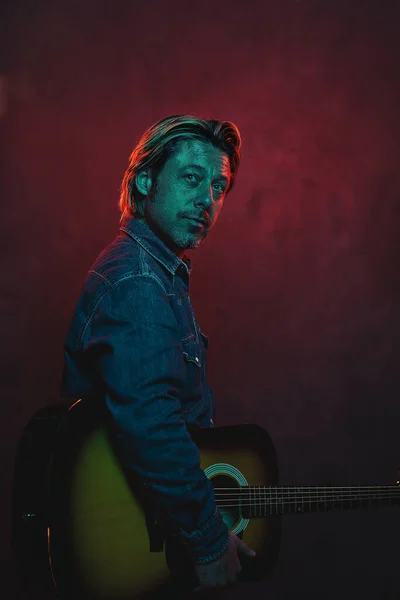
top-left (138, 217), bottom-right (185, 259)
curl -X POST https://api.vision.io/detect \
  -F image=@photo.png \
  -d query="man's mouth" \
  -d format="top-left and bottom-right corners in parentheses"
top-left (187, 216), bottom-right (209, 227)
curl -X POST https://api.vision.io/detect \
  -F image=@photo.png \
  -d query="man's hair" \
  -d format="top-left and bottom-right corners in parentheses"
top-left (119, 114), bottom-right (242, 220)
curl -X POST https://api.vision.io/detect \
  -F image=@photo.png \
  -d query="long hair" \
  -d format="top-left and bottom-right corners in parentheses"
top-left (119, 114), bottom-right (242, 220)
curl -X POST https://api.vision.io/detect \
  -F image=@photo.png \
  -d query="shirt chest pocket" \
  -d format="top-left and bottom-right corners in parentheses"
top-left (167, 292), bottom-right (197, 345)
top-left (181, 338), bottom-right (203, 413)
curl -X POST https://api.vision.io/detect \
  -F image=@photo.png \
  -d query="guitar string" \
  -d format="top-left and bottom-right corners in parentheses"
top-left (214, 494), bottom-right (399, 509)
top-left (213, 487), bottom-right (400, 505)
top-left (213, 491), bottom-right (400, 498)
top-left (212, 485), bottom-right (399, 492)
top-left (213, 495), bottom-right (399, 500)
top-left (213, 490), bottom-right (400, 498)
top-left (214, 488), bottom-right (400, 498)
top-left (213, 492), bottom-right (400, 497)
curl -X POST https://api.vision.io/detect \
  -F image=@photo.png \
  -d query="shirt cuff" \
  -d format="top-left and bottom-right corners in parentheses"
top-left (179, 506), bottom-right (230, 564)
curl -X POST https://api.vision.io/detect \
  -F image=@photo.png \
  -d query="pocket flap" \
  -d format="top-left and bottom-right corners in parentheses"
top-left (182, 340), bottom-right (202, 368)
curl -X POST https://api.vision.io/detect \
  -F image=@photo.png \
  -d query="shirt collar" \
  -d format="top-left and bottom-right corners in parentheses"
top-left (119, 215), bottom-right (192, 276)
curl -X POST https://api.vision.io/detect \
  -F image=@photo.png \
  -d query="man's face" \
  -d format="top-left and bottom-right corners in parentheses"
top-left (139, 139), bottom-right (231, 257)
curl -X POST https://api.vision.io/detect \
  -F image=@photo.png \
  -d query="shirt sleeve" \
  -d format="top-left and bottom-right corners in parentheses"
top-left (79, 273), bottom-right (229, 563)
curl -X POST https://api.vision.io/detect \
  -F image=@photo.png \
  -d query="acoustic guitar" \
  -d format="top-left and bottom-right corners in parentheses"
top-left (12, 398), bottom-right (399, 599)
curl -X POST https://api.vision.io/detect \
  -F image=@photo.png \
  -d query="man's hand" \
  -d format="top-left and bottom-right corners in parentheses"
top-left (193, 532), bottom-right (256, 591)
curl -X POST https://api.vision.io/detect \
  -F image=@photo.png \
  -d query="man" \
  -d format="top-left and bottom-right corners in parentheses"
top-left (61, 114), bottom-right (256, 591)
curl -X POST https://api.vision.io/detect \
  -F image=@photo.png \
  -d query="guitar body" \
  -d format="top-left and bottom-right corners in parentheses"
top-left (12, 400), bottom-right (281, 599)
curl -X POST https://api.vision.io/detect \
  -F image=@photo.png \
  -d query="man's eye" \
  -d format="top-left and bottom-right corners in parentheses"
top-left (184, 174), bottom-right (198, 183)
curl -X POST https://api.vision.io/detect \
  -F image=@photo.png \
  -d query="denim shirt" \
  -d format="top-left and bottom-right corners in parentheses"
top-left (61, 215), bottom-right (229, 563)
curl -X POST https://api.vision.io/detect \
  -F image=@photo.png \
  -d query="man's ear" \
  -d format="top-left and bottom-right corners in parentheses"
top-left (135, 170), bottom-right (153, 196)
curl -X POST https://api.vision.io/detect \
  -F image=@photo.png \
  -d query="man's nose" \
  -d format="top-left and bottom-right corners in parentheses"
top-left (196, 185), bottom-right (214, 209)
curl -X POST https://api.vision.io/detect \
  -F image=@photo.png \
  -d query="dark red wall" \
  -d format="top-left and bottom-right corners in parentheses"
top-left (2, 1), bottom-right (399, 597)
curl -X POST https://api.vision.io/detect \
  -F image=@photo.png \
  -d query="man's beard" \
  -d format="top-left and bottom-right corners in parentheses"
top-left (182, 236), bottom-right (202, 250)
top-left (146, 183), bottom-right (205, 251)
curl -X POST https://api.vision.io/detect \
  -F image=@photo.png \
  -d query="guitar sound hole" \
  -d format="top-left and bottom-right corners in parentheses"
top-left (211, 475), bottom-right (242, 533)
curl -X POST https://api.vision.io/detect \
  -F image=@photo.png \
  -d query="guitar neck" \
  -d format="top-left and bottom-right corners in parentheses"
top-left (216, 485), bottom-right (400, 517)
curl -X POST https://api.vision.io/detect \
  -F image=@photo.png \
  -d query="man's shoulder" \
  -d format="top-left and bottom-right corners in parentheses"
top-left (65, 235), bottom-right (174, 350)
top-left (88, 233), bottom-right (171, 290)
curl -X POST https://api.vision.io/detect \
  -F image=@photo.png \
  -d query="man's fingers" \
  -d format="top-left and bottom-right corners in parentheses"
top-left (236, 539), bottom-right (256, 557)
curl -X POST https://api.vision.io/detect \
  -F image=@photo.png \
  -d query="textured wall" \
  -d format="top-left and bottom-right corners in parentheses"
top-left (2, 0), bottom-right (399, 598)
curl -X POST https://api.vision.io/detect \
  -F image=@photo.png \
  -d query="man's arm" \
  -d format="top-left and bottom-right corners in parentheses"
top-left (78, 274), bottom-right (229, 563)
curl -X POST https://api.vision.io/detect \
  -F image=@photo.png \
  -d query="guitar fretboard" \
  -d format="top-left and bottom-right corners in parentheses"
top-left (214, 485), bottom-right (400, 517)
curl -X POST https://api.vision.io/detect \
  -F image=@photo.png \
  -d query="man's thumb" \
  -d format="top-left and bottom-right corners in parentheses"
top-left (236, 538), bottom-right (256, 557)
